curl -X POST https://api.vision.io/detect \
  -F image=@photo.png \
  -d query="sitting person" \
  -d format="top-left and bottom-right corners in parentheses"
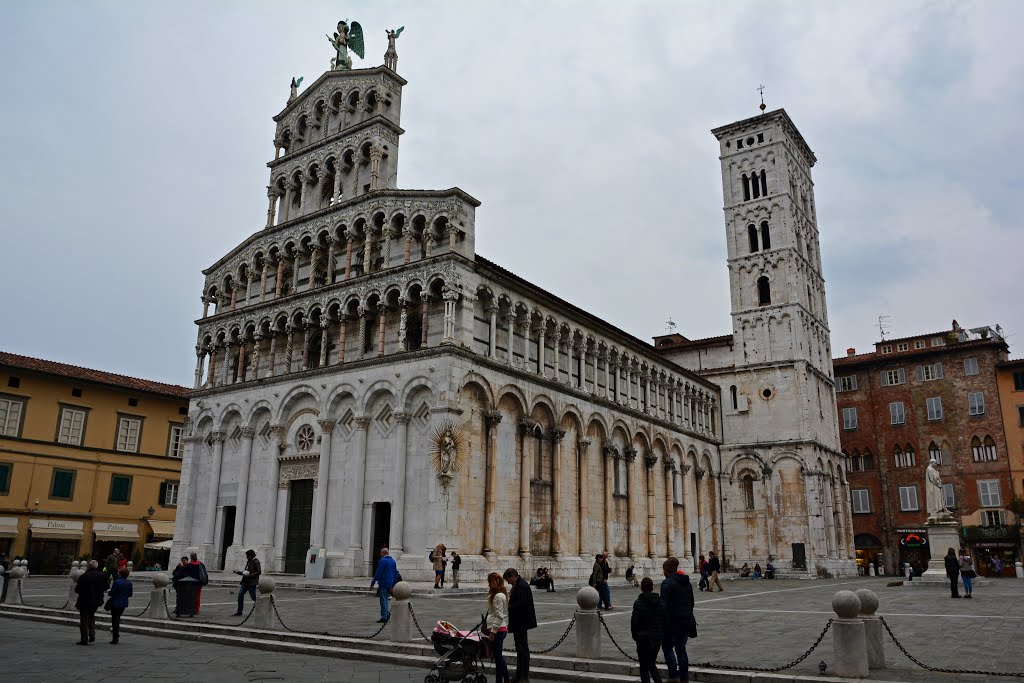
top-left (530, 567), bottom-right (554, 592)
top-left (739, 562), bottom-right (751, 577)
top-left (625, 563), bottom-right (639, 587)
top-left (752, 563), bottom-right (762, 578)
top-left (764, 561), bottom-right (775, 579)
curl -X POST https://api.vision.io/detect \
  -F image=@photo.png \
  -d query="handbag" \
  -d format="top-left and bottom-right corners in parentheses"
top-left (688, 617), bottom-right (698, 639)
top-left (969, 569), bottom-right (978, 579)
top-left (103, 597), bottom-right (113, 611)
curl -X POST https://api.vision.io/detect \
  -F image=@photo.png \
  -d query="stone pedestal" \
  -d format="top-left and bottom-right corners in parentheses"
top-left (855, 589), bottom-right (885, 670)
top-left (1015, 561), bottom-right (1023, 579)
top-left (831, 590), bottom-right (868, 678)
top-left (253, 576), bottom-right (276, 630)
top-left (389, 582), bottom-right (413, 642)
top-left (920, 518), bottom-right (960, 584)
top-left (8, 578), bottom-right (24, 605)
top-left (575, 586), bottom-right (601, 659)
top-left (145, 574), bottom-right (170, 619)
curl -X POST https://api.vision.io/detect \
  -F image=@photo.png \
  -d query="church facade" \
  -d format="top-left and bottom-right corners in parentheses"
top-left (171, 41), bottom-right (854, 579)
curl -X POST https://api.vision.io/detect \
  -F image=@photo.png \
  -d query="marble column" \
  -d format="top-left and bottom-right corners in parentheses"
top-left (206, 343), bottom-right (217, 387)
top-left (344, 238), bottom-right (354, 280)
top-left (624, 448), bottom-right (639, 558)
top-left (603, 444), bottom-right (615, 554)
top-left (203, 432), bottom-right (226, 547)
top-left (577, 439), bottom-right (591, 555)
top-left (507, 313), bottom-right (517, 366)
top-left (337, 315), bottom-right (348, 364)
top-left (518, 420), bottom-right (535, 557)
top-left (363, 233), bottom-right (373, 275)
top-left (273, 482), bottom-right (289, 571)
top-left (550, 428), bottom-right (566, 557)
top-left (487, 305), bottom-right (498, 357)
top-left (319, 320), bottom-right (330, 366)
top-left (392, 412), bottom-right (411, 553)
top-left (645, 452), bottom-right (658, 558)
top-left (262, 426), bottom-right (283, 555)
top-left (201, 296), bottom-right (210, 318)
top-left (664, 461), bottom-right (676, 556)
top-left (229, 283), bottom-right (238, 310)
top-left (235, 342), bottom-right (246, 383)
top-left (292, 253), bottom-right (301, 292)
top-left (381, 227), bottom-right (393, 268)
top-left (300, 324), bottom-right (311, 370)
top-left (266, 190), bottom-right (278, 227)
top-left (482, 410), bottom-right (502, 557)
top-left (275, 258), bottom-right (285, 298)
top-left (403, 227), bottom-right (413, 264)
top-left (357, 309), bottom-right (367, 360)
top-left (420, 294), bottom-right (430, 348)
top-left (267, 332), bottom-right (277, 377)
top-left (193, 346), bottom-right (204, 389)
top-left (398, 300), bottom-right (408, 350)
top-left (250, 333), bottom-right (262, 379)
top-left (537, 328), bottom-right (546, 376)
top-left (332, 166), bottom-right (344, 200)
top-left (377, 302), bottom-right (387, 355)
top-left (348, 417), bottom-right (371, 557)
top-left (219, 343), bottom-right (231, 386)
top-left (310, 419), bottom-right (335, 547)
top-left (441, 289), bottom-right (458, 344)
top-left (260, 263), bottom-right (270, 303)
top-left (285, 324), bottom-right (295, 373)
top-left (232, 427), bottom-right (256, 547)
top-left (552, 332), bottom-right (562, 381)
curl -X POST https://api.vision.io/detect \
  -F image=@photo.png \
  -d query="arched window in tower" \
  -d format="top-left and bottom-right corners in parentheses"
top-left (757, 276), bottom-right (771, 306)
top-left (863, 448), bottom-right (874, 470)
top-left (760, 221), bottom-right (771, 250)
top-left (760, 170), bottom-right (768, 196)
top-left (747, 225), bottom-right (759, 253)
top-left (851, 449), bottom-right (862, 471)
top-left (742, 174), bottom-right (751, 201)
top-left (741, 474), bottom-right (755, 510)
top-left (730, 385), bottom-right (738, 410)
top-left (751, 172), bottom-right (761, 199)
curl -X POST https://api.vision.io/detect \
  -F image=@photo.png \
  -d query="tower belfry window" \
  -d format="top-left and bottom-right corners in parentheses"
top-left (759, 170), bottom-right (767, 196)
top-left (751, 173), bottom-right (761, 199)
top-left (760, 221), bottom-right (771, 249)
top-left (742, 174), bottom-right (751, 201)
top-left (757, 276), bottom-right (771, 306)
top-left (747, 225), bottom-right (759, 253)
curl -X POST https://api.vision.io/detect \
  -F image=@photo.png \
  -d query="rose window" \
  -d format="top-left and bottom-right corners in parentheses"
top-left (296, 424), bottom-right (316, 451)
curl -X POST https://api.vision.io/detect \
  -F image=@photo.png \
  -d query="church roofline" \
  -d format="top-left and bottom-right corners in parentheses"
top-left (268, 116), bottom-right (405, 169)
top-left (474, 255), bottom-right (720, 392)
top-left (201, 187), bottom-right (481, 275)
top-left (273, 66), bottom-right (408, 121)
top-left (711, 108), bottom-right (816, 167)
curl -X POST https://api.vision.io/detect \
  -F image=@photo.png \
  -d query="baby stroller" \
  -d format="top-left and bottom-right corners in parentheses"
top-left (425, 617), bottom-right (490, 683)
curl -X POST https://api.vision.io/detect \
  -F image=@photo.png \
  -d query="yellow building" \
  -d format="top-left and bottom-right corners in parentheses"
top-left (997, 359), bottom-right (1024, 499)
top-left (0, 351), bottom-right (189, 574)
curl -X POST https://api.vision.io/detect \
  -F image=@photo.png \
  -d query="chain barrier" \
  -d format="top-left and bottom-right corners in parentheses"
top-left (597, 611), bottom-right (638, 662)
top-left (269, 594), bottom-right (388, 640)
top-left (162, 591), bottom-right (256, 627)
top-left (692, 619), bottom-right (833, 673)
top-left (530, 613), bottom-right (576, 655)
top-left (408, 603), bottom-right (433, 642)
top-left (879, 616), bottom-right (1024, 678)
top-left (131, 597), bottom-right (151, 617)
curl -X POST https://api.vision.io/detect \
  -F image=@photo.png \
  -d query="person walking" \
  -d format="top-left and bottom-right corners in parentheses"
top-left (944, 548), bottom-right (961, 598)
top-left (450, 550), bottom-right (461, 589)
top-left (0, 552), bottom-right (10, 603)
top-left (592, 554), bottom-right (611, 610)
top-left (959, 547), bottom-right (976, 598)
top-left (369, 547), bottom-right (397, 622)
top-left (991, 556), bottom-right (1002, 577)
top-left (74, 560), bottom-right (107, 645)
top-left (660, 556), bottom-right (695, 683)
top-left (707, 551), bottom-right (723, 592)
top-left (696, 554), bottom-right (709, 592)
top-left (107, 567), bottom-right (133, 644)
top-left (232, 549), bottom-right (261, 616)
top-left (431, 544), bottom-right (446, 589)
top-left (504, 568), bottom-right (537, 683)
top-left (484, 572), bottom-right (511, 683)
top-left (105, 547), bottom-right (122, 586)
top-left (189, 552), bottom-right (208, 614)
top-left (631, 577), bottom-right (666, 683)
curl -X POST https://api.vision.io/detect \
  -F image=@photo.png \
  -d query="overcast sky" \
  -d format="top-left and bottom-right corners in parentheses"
top-left (2, 1), bottom-right (1021, 385)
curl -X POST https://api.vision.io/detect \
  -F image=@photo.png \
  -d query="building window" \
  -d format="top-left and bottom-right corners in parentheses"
top-left (968, 392), bottom-right (985, 416)
top-left (116, 416), bottom-right (142, 453)
top-left (50, 468), bottom-right (76, 500)
top-left (757, 276), bottom-right (771, 306)
top-left (159, 481), bottom-right (179, 507)
top-left (982, 510), bottom-right (1005, 527)
top-left (108, 474), bottom-right (132, 504)
top-left (1019, 406), bottom-right (1024, 427)
top-left (963, 357), bottom-right (979, 376)
top-left (837, 376), bottom-right (857, 392)
top-left (942, 483), bottom-right (956, 509)
top-left (862, 449), bottom-right (874, 470)
top-left (881, 345), bottom-right (892, 354)
top-left (978, 480), bottom-right (1001, 508)
top-left (931, 337), bottom-right (945, 347)
top-left (0, 397), bottom-right (25, 437)
top-left (1014, 371), bottom-right (1024, 391)
top-left (918, 363), bottom-right (944, 381)
top-left (730, 385), bottom-right (738, 410)
top-left (842, 407), bottom-right (858, 431)
top-left (889, 401), bottom-right (906, 425)
top-left (0, 461), bottom-right (10, 494)
top-left (851, 489), bottom-right (871, 514)
top-left (167, 424), bottom-right (185, 458)
top-left (897, 342), bottom-right (909, 352)
top-left (57, 407), bottom-right (87, 445)
top-left (914, 340), bottom-right (926, 349)
top-left (894, 445), bottom-right (916, 468)
top-left (926, 397), bottom-right (943, 421)
top-left (881, 368), bottom-right (906, 386)
top-left (747, 224), bottom-right (759, 253)
top-left (928, 441), bottom-right (951, 466)
top-left (898, 485), bottom-right (919, 511)
top-left (972, 435), bottom-right (997, 461)
top-left (760, 221), bottom-right (771, 249)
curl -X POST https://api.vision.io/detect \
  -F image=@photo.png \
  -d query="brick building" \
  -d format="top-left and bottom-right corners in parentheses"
top-left (832, 321), bottom-right (1016, 576)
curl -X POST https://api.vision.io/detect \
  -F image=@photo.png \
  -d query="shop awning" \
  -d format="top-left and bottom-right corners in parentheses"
top-left (30, 528), bottom-right (83, 540)
top-left (144, 539), bottom-right (173, 550)
top-left (93, 529), bottom-right (139, 541)
top-left (0, 524), bottom-right (18, 538)
top-left (148, 520), bottom-right (176, 539)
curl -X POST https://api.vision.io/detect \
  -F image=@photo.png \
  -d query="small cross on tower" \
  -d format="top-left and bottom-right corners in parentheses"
top-left (757, 84), bottom-right (767, 113)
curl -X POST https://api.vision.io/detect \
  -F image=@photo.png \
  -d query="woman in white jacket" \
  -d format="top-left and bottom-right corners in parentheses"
top-left (484, 571), bottom-right (510, 683)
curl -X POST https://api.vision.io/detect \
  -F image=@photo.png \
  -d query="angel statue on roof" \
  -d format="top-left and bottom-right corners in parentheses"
top-left (327, 19), bottom-right (365, 71)
top-left (384, 26), bottom-right (404, 71)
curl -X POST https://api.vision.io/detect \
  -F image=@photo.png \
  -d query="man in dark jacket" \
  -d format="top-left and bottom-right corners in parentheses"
top-left (233, 549), bottom-right (262, 616)
top-left (706, 551), bottom-right (723, 592)
top-left (660, 556), bottom-right (695, 683)
top-left (504, 568), bottom-right (537, 683)
top-left (631, 577), bottom-right (666, 683)
top-left (944, 547), bottom-right (961, 598)
top-left (75, 560), bottom-right (108, 645)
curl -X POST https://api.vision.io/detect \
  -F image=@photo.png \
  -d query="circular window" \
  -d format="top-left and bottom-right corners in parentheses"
top-left (296, 424), bottom-right (316, 451)
top-left (761, 387), bottom-right (775, 401)
top-left (746, 136), bottom-right (756, 146)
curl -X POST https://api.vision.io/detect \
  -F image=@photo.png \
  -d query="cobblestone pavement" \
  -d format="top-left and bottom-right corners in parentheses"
top-left (18, 575), bottom-right (1024, 681)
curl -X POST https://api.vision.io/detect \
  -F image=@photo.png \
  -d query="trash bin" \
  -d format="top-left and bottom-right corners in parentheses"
top-left (173, 576), bottom-right (200, 617)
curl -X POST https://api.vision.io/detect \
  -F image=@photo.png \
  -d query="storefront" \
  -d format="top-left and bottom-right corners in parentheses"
top-left (0, 517), bottom-right (18, 557)
top-left (896, 528), bottom-right (931, 576)
top-left (854, 533), bottom-right (884, 575)
top-left (92, 522), bottom-right (139, 566)
top-left (27, 519), bottom-right (83, 575)
top-left (144, 520), bottom-right (176, 570)
top-left (971, 542), bottom-right (1018, 577)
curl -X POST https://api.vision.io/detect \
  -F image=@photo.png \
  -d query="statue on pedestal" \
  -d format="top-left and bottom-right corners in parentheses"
top-left (925, 458), bottom-right (951, 521)
top-left (384, 26), bottom-right (404, 71)
top-left (288, 76), bottom-right (303, 104)
top-left (327, 20), bottom-right (365, 71)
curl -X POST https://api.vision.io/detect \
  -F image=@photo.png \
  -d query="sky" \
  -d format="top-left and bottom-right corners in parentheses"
top-left (1, 1), bottom-right (1022, 385)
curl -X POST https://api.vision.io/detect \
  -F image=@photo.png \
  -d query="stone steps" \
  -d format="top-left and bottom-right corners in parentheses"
top-left (0, 604), bottom-right (901, 683)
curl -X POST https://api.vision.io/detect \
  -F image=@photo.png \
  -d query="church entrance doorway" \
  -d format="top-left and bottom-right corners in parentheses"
top-left (284, 480), bottom-right (314, 574)
top-left (370, 502), bottom-right (391, 573)
top-left (219, 506), bottom-right (235, 570)
top-left (791, 542), bottom-right (806, 570)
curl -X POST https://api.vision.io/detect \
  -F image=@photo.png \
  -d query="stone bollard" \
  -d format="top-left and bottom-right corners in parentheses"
top-left (868, 565), bottom-right (875, 577)
top-left (831, 590), bottom-right (868, 678)
top-left (66, 561), bottom-right (83, 608)
top-left (8, 559), bottom-right (26, 605)
top-left (855, 588), bottom-right (885, 669)
top-left (127, 561), bottom-right (134, 574)
top-left (1016, 562), bottom-right (1023, 579)
top-left (389, 581), bottom-right (413, 642)
top-left (253, 575), bottom-right (276, 630)
top-left (144, 573), bottom-right (170, 619)
top-left (574, 586), bottom-right (601, 659)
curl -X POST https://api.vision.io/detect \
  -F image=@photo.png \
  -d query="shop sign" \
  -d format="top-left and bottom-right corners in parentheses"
top-left (28, 519), bottom-right (84, 531)
top-left (974, 542), bottom-right (1017, 549)
top-left (93, 522), bottom-right (138, 533)
top-left (899, 532), bottom-right (928, 549)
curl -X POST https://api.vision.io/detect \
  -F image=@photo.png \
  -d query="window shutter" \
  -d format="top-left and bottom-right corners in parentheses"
top-left (851, 375), bottom-right (858, 390)
top-left (935, 363), bottom-right (944, 379)
top-left (880, 371), bottom-right (889, 387)
top-left (159, 482), bottom-right (168, 505)
top-left (915, 366), bottom-right (924, 381)
top-left (897, 368), bottom-right (906, 384)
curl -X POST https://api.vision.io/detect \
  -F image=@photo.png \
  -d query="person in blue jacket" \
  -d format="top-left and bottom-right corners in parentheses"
top-left (370, 547), bottom-right (397, 622)
top-left (107, 567), bottom-right (134, 644)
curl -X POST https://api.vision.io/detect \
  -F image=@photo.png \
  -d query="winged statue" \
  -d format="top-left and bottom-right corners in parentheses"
top-left (327, 20), bottom-right (365, 71)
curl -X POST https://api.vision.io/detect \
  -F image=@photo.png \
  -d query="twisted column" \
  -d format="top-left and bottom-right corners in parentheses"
top-left (319, 319), bottom-right (330, 366)
top-left (337, 315), bottom-right (348, 364)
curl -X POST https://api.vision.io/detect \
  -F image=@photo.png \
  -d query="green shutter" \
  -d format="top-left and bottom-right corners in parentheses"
top-left (159, 481), bottom-right (168, 505)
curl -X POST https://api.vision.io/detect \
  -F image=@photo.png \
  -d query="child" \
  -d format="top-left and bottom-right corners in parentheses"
top-left (630, 577), bottom-right (665, 683)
